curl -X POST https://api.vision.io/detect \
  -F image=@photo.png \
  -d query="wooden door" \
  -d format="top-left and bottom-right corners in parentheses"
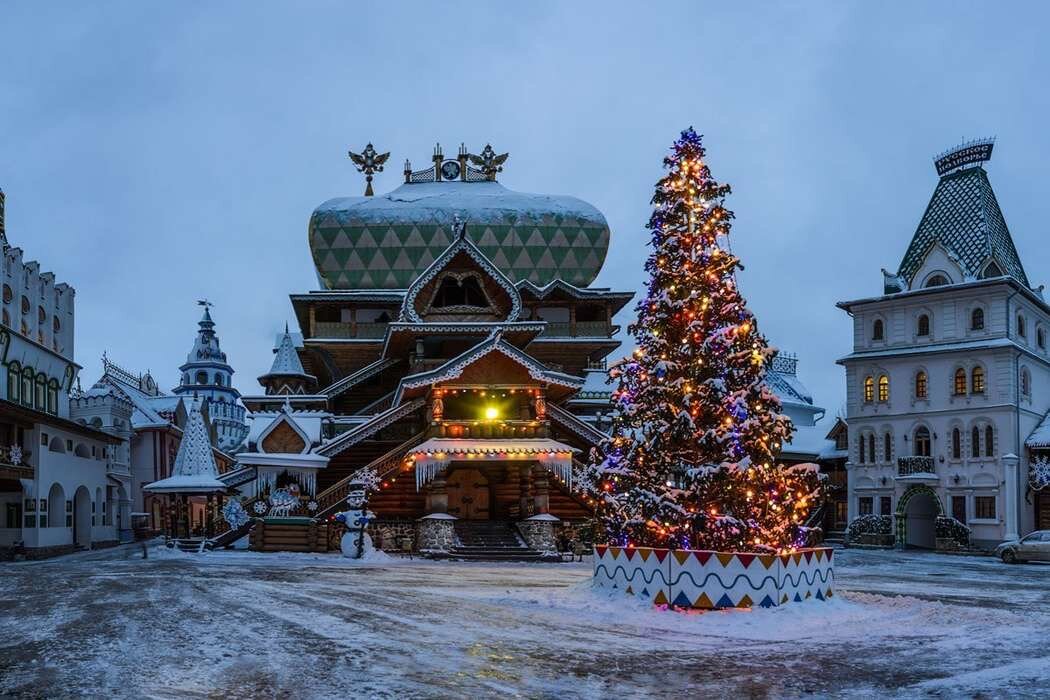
top-left (447, 469), bottom-right (490, 520)
top-left (1037, 492), bottom-right (1050, 531)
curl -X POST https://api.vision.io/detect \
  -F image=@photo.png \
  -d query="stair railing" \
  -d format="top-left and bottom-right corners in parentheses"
top-left (313, 431), bottom-right (427, 519)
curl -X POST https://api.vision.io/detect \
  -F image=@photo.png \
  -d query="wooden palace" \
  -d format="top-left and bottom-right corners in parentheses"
top-left (169, 144), bottom-right (633, 557)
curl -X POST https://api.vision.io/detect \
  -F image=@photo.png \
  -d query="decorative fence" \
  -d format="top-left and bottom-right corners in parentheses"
top-left (593, 546), bottom-right (834, 609)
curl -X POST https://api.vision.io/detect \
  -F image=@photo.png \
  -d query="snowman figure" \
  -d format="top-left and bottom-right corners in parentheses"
top-left (335, 478), bottom-right (375, 559)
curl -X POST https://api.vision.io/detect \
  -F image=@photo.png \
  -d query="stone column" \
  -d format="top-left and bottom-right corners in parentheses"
top-left (1003, 453), bottom-right (1020, 541)
top-left (533, 465), bottom-right (550, 515)
top-left (425, 472), bottom-right (448, 514)
top-left (418, 513), bottom-right (457, 556)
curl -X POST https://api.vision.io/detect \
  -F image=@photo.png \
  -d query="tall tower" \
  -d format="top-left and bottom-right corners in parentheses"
top-left (173, 303), bottom-right (248, 453)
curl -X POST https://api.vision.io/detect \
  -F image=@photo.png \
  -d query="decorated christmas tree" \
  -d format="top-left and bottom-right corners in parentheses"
top-left (584, 128), bottom-right (823, 553)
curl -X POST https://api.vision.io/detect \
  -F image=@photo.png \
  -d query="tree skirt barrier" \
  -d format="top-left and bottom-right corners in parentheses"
top-left (593, 546), bottom-right (834, 609)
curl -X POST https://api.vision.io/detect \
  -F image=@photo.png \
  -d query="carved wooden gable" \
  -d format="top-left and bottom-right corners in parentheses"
top-left (261, 419), bottom-right (307, 454)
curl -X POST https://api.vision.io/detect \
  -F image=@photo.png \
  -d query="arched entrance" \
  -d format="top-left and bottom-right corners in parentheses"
top-left (447, 469), bottom-right (490, 520)
top-left (896, 485), bottom-right (942, 549)
top-left (73, 486), bottom-right (92, 549)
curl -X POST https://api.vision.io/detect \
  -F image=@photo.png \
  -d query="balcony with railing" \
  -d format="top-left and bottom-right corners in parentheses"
top-left (313, 321), bottom-right (389, 339)
top-left (0, 445), bottom-right (33, 479)
top-left (538, 321), bottom-right (617, 338)
top-left (428, 420), bottom-right (549, 440)
top-left (897, 455), bottom-right (936, 477)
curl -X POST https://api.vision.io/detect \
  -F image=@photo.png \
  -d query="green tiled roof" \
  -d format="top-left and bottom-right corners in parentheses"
top-left (309, 181), bottom-right (610, 290)
top-left (897, 166), bottom-right (1029, 288)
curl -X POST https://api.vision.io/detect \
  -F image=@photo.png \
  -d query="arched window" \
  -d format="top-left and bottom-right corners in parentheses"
top-left (433, 274), bottom-right (488, 309)
top-left (917, 314), bottom-right (930, 337)
top-left (971, 426), bottom-right (980, 458)
top-left (878, 375), bottom-right (889, 402)
top-left (214, 374), bottom-right (223, 387)
top-left (21, 368), bottom-right (33, 406)
top-left (983, 261), bottom-right (1003, 278)
top-left (35, 374), bottom-right (46, 410)
top-left (7, 362), bottom-right (20, 402)
top-left (1017, 315), bottom-right (1027, 338)
top-left (1039, 328), bottom-right (1046, 350)
top-left (914, 426), bottom-right (931, 457)
top-left (954, 368), bottom-right (967, 396)
top-left (858, 436), bottom-right (866, 464)
top-left (868, 434), bottom-right (876, 463)
top-left (1, 283), bottom-right (11, 304)
top-left (971, 366), bottom-right (985, 394)
top-left (872, 319), bottom-right (884, 341)
top-left (1021, 368), bottom-right (1031, 397)
top-left (883, 432), bottom-right (892, 462)
top-left (971, 308), bottom-right (985, 331)
top-left (46, 379), bottom-right (58, 415)
top-left (915, 371), bottom-right (928, 399)
top-left (985, 425), bottom-right (994, 457)
top-left (863, 376), bottom-right (874, 403)
top-left (196, 371), bottom-right (208, 385)
top-left (951, 428), bottom-right (961, 460)
top-left (925, 274), bottom-right (949, 287)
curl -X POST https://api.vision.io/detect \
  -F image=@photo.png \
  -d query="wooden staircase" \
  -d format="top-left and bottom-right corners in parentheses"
top-left (313, 432), bottom-right (426, 520)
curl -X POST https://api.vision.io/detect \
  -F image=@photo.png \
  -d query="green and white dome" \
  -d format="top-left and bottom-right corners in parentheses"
top-left (308, 181), bottom-right (610, 290)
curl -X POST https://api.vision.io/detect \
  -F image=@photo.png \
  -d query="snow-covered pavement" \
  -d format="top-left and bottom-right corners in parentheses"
top-left (1, 546), bottom-right (1049, 698)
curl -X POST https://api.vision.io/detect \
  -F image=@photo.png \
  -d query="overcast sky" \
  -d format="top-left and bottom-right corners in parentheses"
top-left (2, 2), bottom-right (1048, 421)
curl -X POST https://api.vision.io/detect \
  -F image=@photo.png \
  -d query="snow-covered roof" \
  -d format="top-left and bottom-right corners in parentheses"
top-left (308, 180), bottom-right (610, 290)
top-left (144, 398), bottom-right (226, 493)
top-left (392, 335), bottom-right (584, 403)
top-left (261, 327), bottom-right (312, 379)
top-left (782, 423), bottom-right (837, 460)
top-left (1027, 412), bottom-right (1050, 448)
top-left (896, 165), bottom-right (1029, 289)
top-left (409, 437), bottom-right (578, 456)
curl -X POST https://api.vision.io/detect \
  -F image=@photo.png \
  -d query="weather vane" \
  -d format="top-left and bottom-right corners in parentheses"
top-left (197, 299), bottom-right (213, 308)
top-left (348, 143), bottom-right (390, 196)
top-left (468, 144), bottom-right (509, 181)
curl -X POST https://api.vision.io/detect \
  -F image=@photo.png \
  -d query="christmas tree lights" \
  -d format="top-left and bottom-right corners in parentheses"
top-left (583, 128), bottom-right (824, 553)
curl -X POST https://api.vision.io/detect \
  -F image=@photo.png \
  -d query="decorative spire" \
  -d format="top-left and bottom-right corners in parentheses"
top-left (143, 398), bottom-right (225, 493)
top-left (269, 325), bottom-right (307, 376)
top-left (197, 299), bottom-right (214, 329)
top-left (348, 143), bottom-right (390, 196)
top-left (0, 187), bottom-right (6, 248)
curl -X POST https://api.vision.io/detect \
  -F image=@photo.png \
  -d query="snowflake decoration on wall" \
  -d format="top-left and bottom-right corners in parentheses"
top-left (307, 501), bottom-right (318, 512)
top-left (8, 445), bottom-right (22, 466)
top-left (1030, 456), bottom-right (1050, 490)
top-left (252, 501), bottom-right (268, 515)
top-left (222, 499), bottom-right (250, 529)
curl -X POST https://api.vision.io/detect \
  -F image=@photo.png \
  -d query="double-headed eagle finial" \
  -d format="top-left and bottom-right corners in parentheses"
top-left (468, 144), bottom-right (509, 181)
top-left (348, 143), bottom-right (390, 196)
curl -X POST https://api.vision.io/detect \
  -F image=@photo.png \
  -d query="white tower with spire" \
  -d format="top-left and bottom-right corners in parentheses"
top-left (173, 302), bottom-right (248, 452)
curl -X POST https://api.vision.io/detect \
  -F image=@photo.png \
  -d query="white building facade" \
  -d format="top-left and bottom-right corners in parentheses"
top-left (838, 142), bottom-right (1050, 549)
top-left (0, 188), bottom-right (124, 558)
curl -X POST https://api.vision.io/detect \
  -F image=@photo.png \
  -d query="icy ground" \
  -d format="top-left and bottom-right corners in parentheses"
top-left (2, 547), bottom-right (1049, 699)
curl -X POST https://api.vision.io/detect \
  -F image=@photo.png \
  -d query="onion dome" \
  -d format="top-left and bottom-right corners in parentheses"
top-left (309, 178), bottom-right (610, 290)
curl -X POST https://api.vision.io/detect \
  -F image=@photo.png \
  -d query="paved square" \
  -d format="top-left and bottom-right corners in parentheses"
top-left (1, 547), bottom-right (1048, 698)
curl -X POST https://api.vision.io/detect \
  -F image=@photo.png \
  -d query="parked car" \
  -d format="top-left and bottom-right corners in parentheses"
top-left (995, 531), bottom-right (1050, 564)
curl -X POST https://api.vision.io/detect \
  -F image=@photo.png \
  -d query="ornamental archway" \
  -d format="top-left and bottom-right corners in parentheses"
top-left (895, 484), bottom-right (943, 549)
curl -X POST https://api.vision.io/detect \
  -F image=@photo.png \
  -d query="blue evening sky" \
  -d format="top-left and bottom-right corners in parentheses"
top-left (2, 2), bottom-right (1047, 420)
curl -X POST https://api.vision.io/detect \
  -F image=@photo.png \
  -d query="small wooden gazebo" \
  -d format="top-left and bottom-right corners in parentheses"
top-left (144, 398), bottom-right (227, 540)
